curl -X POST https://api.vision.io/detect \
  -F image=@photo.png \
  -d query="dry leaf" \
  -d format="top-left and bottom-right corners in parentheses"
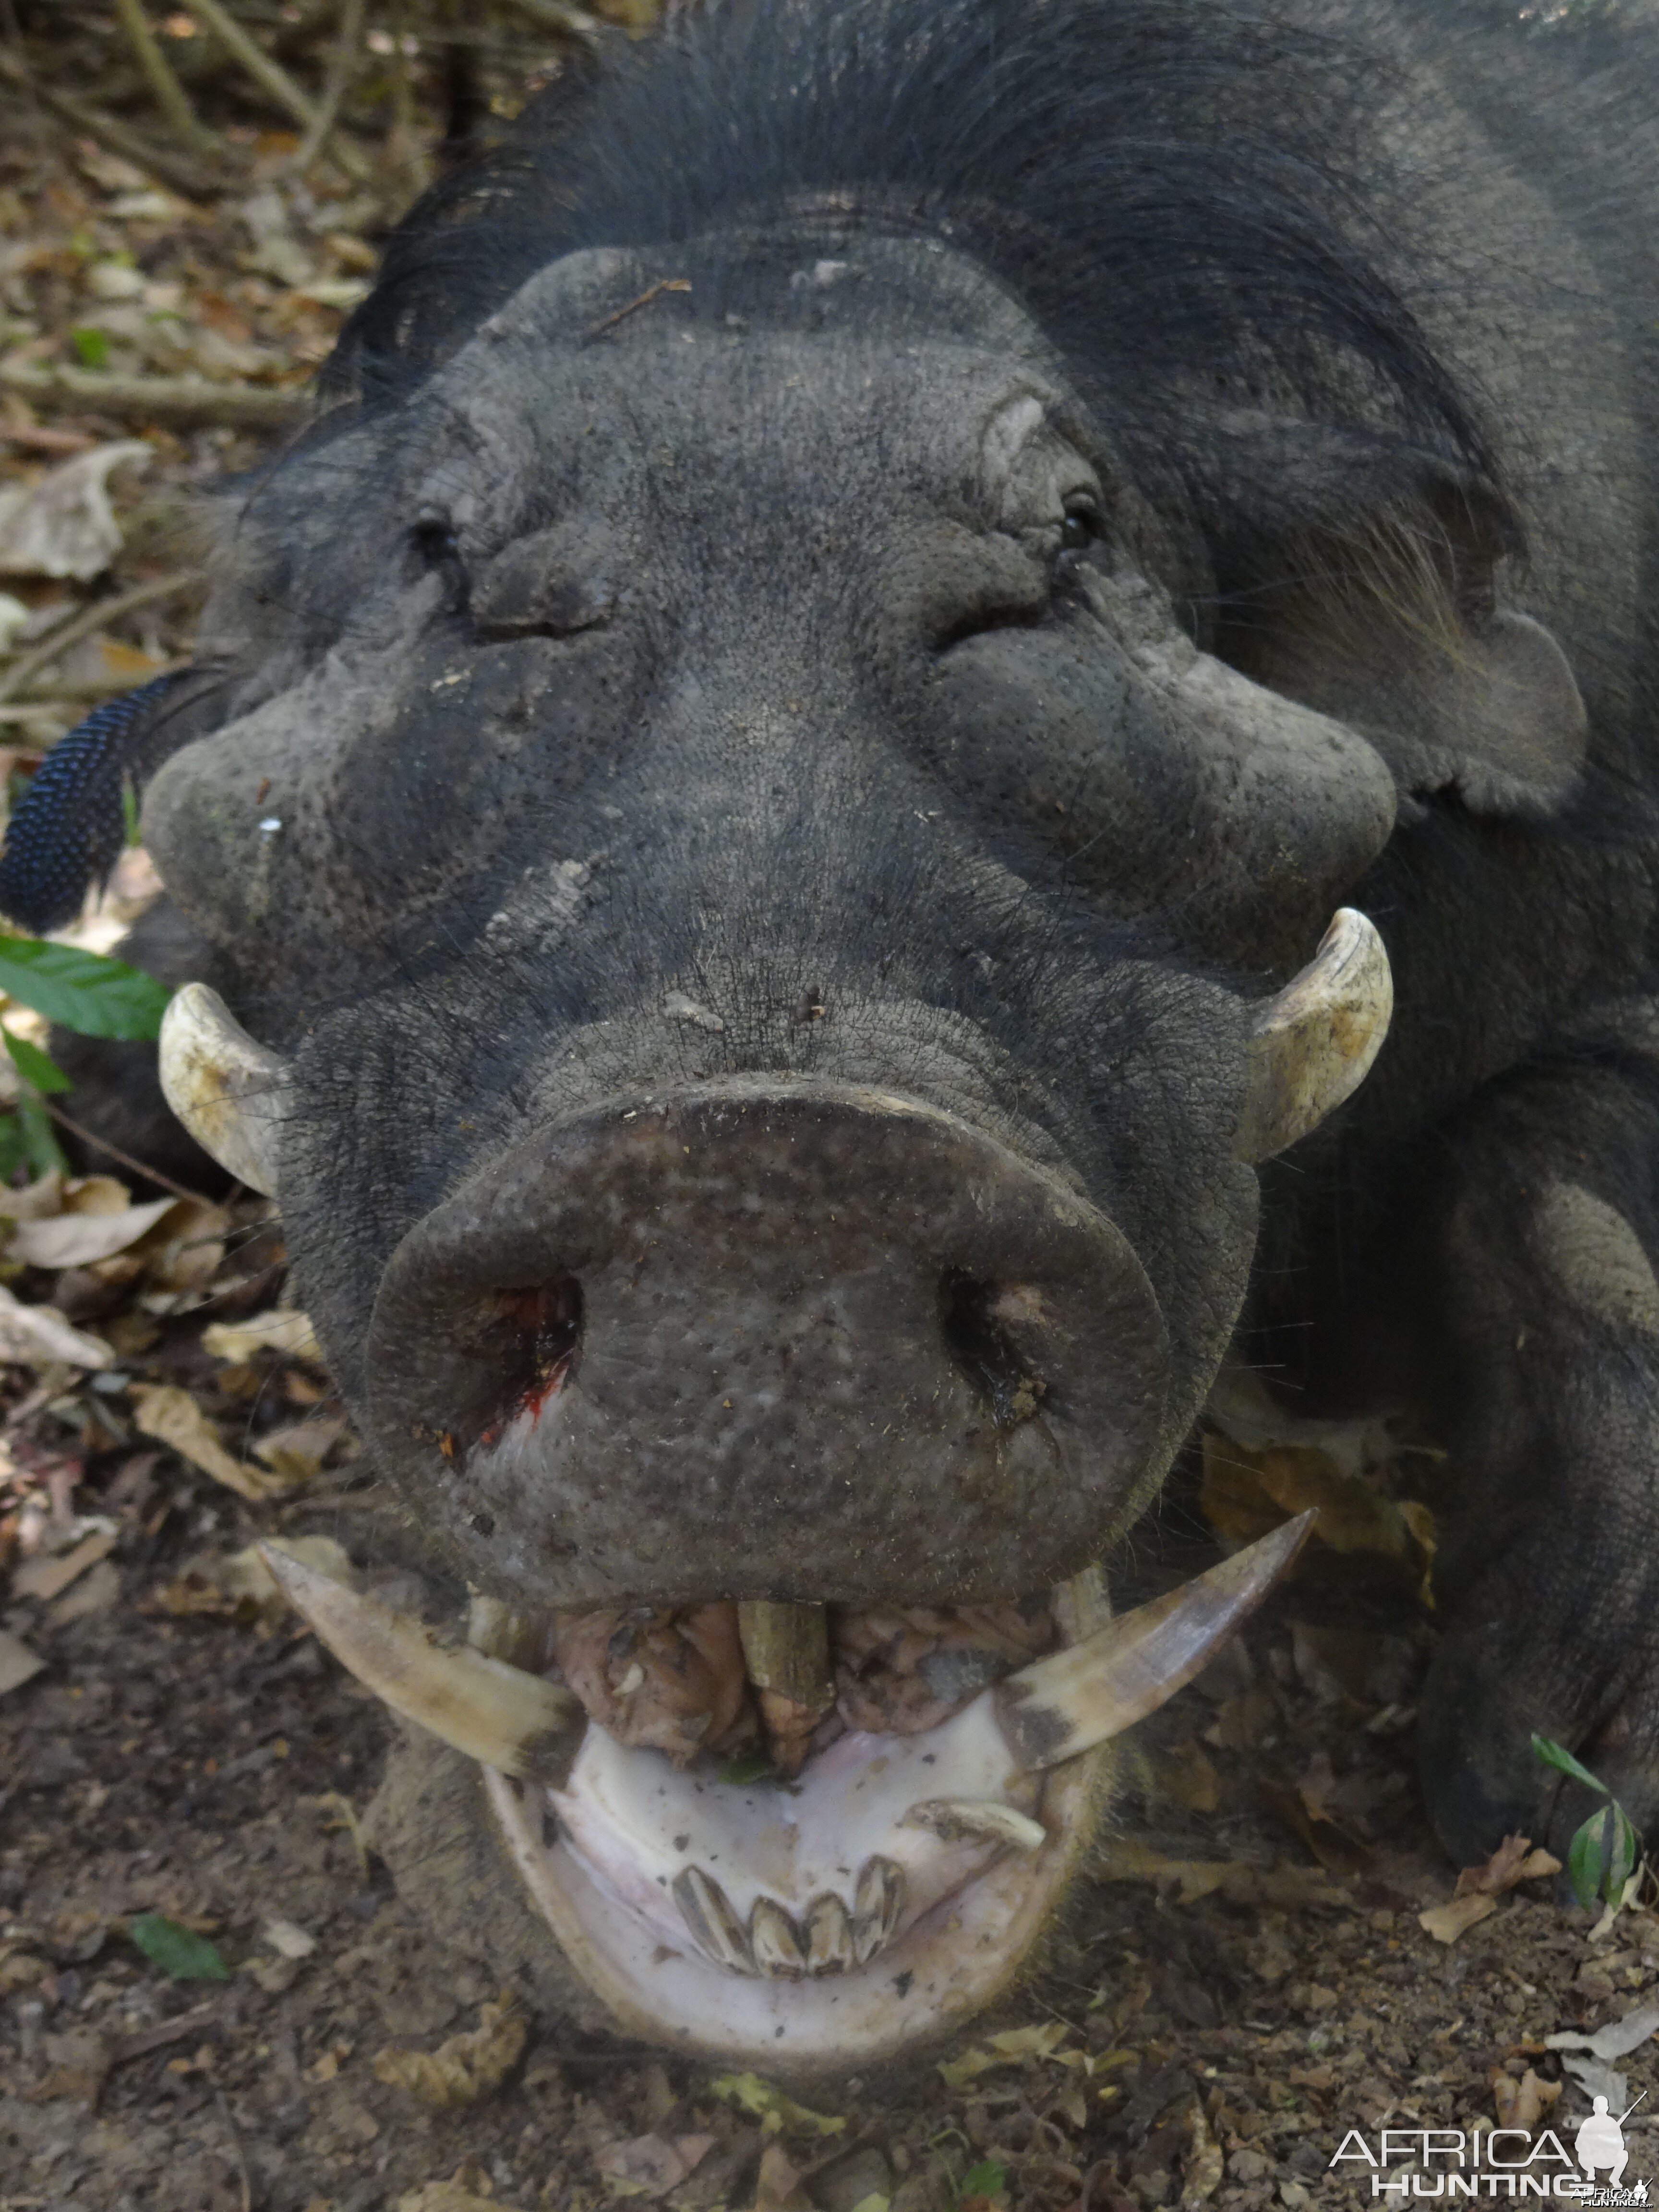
top-left (1547, 1995), bottom-right (1659, 2062)
top-left (1096, 1838), bottom-right (1352, 1910)
top-left (156, 1536), bottom-right (353, 1620)
top-left (1491, 2068), bottom-right (1560, 2132)
top-left (373, 1988), bottom-right (526, 2109)
top-left (0, 1170), bottom-right (65, 1222)
top-left (1181, 2103), bottom-right (1225, 2206)
top-left (396, 2189), bottom-right (506, 2212)
top-left (1418, 1893), bottom-right (1499, 1944)
top-left (8, 1196), bottom-right (175, 1270)
top-left (1200, 1432), bottom-right (1434, 1592)
top-left (0, 441), bottom-right (150, 580)
top-left (1455, 1834), bottom-right (1562, 1899)
top-left (0, 1627), bottom-right (44, 1695)
top-left (20, 2026), bottom-right (111, 2104)
top-left (1261, 1779), bottom-right (1370, 1877)
top-left (707, 2073), bottom-right (845, 2138)
top-left (751, 2144), bottom-right (810, 2212)
top-left (132, 1198), bottom-right (228, 1292)
top-left (595, 2133), bottom-right (715, 2199)
top-left (130, 1384), bottom-right (280, 1502)
top-left (12, 1526), bottom-right (114, 1601)
top-left (0, 1285), bottom-right (112, 1369)
top-left (49, 1556), bottom-right (119, 1624)
top-left (252, 1414), bottom-right (347, 1484)
top-left (202, 1307), bottom-right (322, 1364)
top-left (262, 1917), bottom-right (317, 1960)
top-left (1157, 1738), bottom-right (1221, 1814)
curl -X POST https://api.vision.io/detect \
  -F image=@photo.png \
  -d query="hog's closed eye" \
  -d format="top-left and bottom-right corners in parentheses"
top-left (1059, 498), bottom-right (1101, 553)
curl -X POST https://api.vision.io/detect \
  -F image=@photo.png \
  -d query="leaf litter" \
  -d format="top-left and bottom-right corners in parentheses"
top-left (0, 20), bottom-right (1657, 2212)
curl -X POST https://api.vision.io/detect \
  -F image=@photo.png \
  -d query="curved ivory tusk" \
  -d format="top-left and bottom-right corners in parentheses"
top-left (158, 982), bottom-right (289, 1199)
top-left (258, 1542), bottom-right (584, 1785)
top-left (1234, 909), bottom-right (1393, 1163)
top-left (993, 1513), bottom-right (1314, 1770)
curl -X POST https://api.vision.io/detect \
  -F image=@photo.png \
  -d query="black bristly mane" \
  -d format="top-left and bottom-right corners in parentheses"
top-left (320, 0), bottom-right (1499, 505)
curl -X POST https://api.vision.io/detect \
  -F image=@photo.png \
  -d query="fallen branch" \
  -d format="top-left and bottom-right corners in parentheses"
top-left (0, 572), bottom-right (198, 705)
top-left (0, 361), bottom-right (308, 433)
top-left (0, 50), bottom-right (224, 202)
top-left (183, 0), bottom-right (319, 133)
top-left (111, 0), bottom-right (219, 157)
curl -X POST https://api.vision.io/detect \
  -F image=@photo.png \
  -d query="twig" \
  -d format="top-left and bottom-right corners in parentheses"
top-left (0, 51), bottom-right (223, 201)
top-left (497, 0), bottom-right (601, 40)
top-left (109, 2000), bottom-right (219, 2065)
top-left (582, 276), bottom-right (692, 341)
top-left (111, 0), bottom-right (219, 156)
top-left (0, 361), bottom-right (308, 433)
top-left (183, 0), bottom-right (319, 134)
top-left (215, 2087), bottom-right (255, 2212)
top-left (0, 573), bottom-right (197, 706)
top-left (39, 1101), bottom-right (210, 1206)
top-left (7, 660), bottom-right (191, 709)
top-left (290, 0), bottom-right (365, 175)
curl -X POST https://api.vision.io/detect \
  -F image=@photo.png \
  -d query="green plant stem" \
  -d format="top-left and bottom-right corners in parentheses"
top-left (0, 573), bottom-right (197, 706)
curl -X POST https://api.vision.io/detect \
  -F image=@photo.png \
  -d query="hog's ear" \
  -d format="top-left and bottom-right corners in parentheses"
top-left (0, 670), bottom-right (215, 932)
top-left (1201, 425), bottom-right (1587, 818)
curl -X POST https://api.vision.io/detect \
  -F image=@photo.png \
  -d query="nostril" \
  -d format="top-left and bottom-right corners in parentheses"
top-left (939, 1270), bottom-right (1047, 1427)
top-left (477, 1273), bottom-right (584, 1446)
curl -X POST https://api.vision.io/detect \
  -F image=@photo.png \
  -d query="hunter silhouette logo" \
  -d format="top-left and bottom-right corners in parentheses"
top-left (1330, 2089), bottom-right (1650, 2199)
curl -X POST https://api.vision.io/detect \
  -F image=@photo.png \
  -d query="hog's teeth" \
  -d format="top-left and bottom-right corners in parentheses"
top-left (804, 1890), bottom-right (855, 1975)
top-left (902, 1798), bottom-right (1048, 1851)
top-left (158, 982), bottom-right (289, 1200)
top-left (994, 1514), bottom-right (1313, 1769)
top-left (1234, 907), bottom-right (1393, 1161)
top-left (852, 1856), bottom-right (906, 1965)
top-left (258, 1541), bottom-right (582, 1783)
top-left (750, 1896), bottom-right (809, 1979)
top-left (672, 1866), bottom-right (757, 1975)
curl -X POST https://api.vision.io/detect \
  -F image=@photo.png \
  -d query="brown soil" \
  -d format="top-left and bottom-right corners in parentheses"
top-left (1, 27), bottom-right (1657, 2212)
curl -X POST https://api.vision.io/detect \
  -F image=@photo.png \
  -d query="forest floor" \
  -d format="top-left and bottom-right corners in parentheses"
top-left (1, 19), bottom-right (1658, 2212)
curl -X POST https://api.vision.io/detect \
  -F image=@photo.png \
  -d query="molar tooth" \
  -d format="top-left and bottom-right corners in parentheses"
top-left (804, 1891), bottom-right (854, 1977)
top-left (672, 1867), bottom-right (757, 1976)
top-left (902, 1798), bottom-right (1047, 1851)
top-left (257, 1542), bottom-right (581, 1783)
top-left (750, 1897), bottom-right (809, 1980)
top-left (852, 1855), bottom-right (906, 1966)
top-left (996, 1513), bottom-right (1314, 1771)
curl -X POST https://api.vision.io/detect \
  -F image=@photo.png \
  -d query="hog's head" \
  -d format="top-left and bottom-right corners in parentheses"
top-left (91, 0), bottom-right (1574, 2068)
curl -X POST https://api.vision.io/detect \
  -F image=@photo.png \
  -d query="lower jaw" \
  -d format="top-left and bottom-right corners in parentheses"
top-left (485, 1735), bottom-right (1113, 2070)
top-left (480, 1565), bottom-right (1118, 2071)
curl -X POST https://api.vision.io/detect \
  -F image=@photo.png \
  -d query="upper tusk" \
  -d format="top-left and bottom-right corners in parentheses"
top-left (158, 982), bottom-right (289, 1199)
top-left (258, 1542), bottom-right (584, 1785)
top-left (1233, 909), bottom-right (1393, 1163)
top-left (993, 1513), bottom-right (1314, 1771)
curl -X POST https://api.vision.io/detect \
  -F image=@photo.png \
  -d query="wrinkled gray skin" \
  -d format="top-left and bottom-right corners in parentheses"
top-left (110, 0), bottom-right (1659, 2022)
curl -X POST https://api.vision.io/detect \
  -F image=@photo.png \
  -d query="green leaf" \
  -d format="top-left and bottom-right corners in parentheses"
top-left (4, 1029), bottom-right (70, 1094)
top-left (69, 326), bottom-right (110, 370)
top-left (1610, 1804), bottom-right (1640, 1901)
top-left (0, 937), bottom-right (170, 1040)
top-left (121, 778), bottom-right (141, 850)
top-left (0, 1109), bottom-right (31, 1183)
top-left (128, 1912), bottom-right (230, 1982)
top-left (960, 2164), bottom-right (1007, 2201)
top-left (1531, 1733), bottom-right (1609, 1795)
top-left (717, 1749), bottom-right (780, 1786)
top-left (17, 1094), bottom-right (65, 1177)
top-left (1568, 1807), bottom-right (1615, 1910)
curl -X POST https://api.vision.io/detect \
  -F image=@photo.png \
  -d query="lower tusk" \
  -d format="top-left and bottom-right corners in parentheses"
top-left (258, 1543), bottom-right (583, 1785)
top-left (994, 1514), bottom-right (1314, 1770)
top-left (902, 1798), bottom-right (1047, 1851)
top-left (158, 982), bottom-right (289, 1199)
top-left (1234, 908), bottom-right (1393, 1162)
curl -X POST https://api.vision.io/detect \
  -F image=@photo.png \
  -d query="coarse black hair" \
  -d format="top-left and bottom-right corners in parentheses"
top-left (321, 0), bottom-right (1500, 497)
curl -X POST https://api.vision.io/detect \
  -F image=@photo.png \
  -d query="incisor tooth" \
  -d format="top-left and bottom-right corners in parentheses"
top-left (902, 1798), bottom-right (1047, 1851)
top-left (158, 982), bottom-right (289, 1199)
top-left (852, 1855), bottom-right (906, 1966)
top-left (672, 1866), bottom-right (757, 1975)
top-left (257, 1542), bottom-right (581, 1783)
top-left (750, 1897), bottom-right (808, 1980)
top-left (996, 1514), bottom-right (1314, 1770)
top-left (804, 1891), bottom-right (855, 1976)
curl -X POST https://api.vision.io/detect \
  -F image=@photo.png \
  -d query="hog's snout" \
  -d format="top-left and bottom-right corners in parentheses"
top-left (364, 1080), bottom-right (1168, 1609)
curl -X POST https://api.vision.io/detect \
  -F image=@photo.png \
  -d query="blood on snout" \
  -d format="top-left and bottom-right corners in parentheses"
top-left (477, 1275), bottom-right (584, 1448)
